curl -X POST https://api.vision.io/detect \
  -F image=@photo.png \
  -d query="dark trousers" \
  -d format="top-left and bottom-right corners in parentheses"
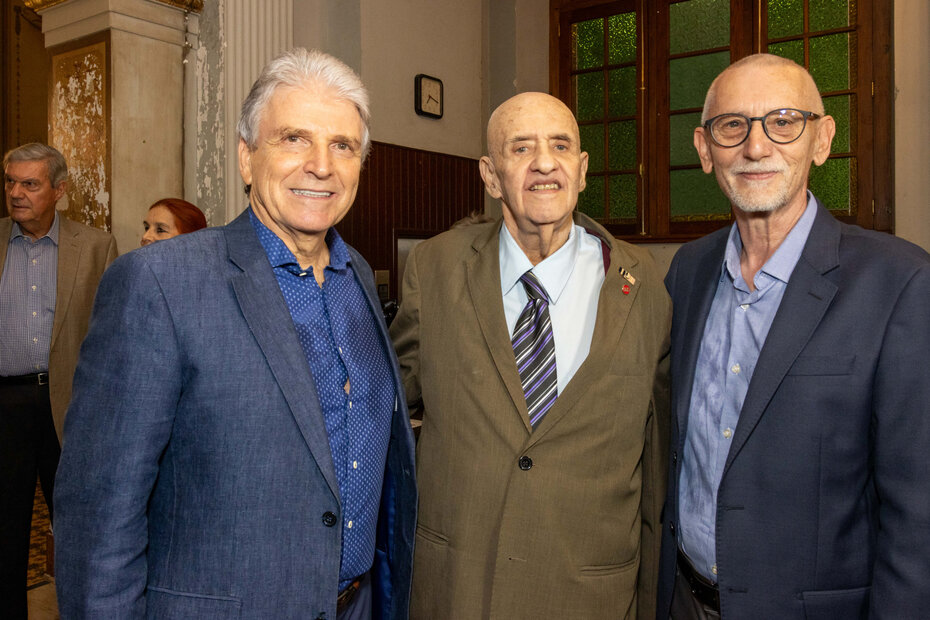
top-left (670, 562), bottom-right (721, 620)
top-left (0, 381), bottom-right (60, 619)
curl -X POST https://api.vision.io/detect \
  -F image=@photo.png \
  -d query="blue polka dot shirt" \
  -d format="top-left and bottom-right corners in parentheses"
top-left (251, 211), bottom-right (394, 589)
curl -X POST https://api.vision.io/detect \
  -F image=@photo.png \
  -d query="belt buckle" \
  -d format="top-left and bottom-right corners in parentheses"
top-left (37, 372), bottom-right (49, 386)
top-left (336, 578), bottom-right (362, 613)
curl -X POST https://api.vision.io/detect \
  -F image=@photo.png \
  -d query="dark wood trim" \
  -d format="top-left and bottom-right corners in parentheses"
top-left (871, 0), bottom-right (894, 232)
top-left (338, 141), bottom-right (484, 299)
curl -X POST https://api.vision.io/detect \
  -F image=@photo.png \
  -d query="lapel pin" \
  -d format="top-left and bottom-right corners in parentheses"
top-left (622, 284), bottom-right (631, 295)
top-left (619, 267), bottom-right (636, 286)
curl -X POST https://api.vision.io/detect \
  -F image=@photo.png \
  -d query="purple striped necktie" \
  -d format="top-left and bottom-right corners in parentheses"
top-left (511, 271), bottom-right (558, 429)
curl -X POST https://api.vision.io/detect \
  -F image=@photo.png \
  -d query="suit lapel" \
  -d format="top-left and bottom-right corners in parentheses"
top-left (224, 211), bottom-right (340, 501)
top-left (51, 217), bottom-right (81, 349)
top-left (465, 222), bottom-right (532, 431)
top-left (674, 233), bottom-right (728, 440)
top-left (531, 216), bottom-right (641, 439)
top-left (723, 203), bottom-right (841, 475)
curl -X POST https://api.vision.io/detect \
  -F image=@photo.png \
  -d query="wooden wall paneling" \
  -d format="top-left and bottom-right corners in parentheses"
top-left (339, 140), bottom-right (483, 299)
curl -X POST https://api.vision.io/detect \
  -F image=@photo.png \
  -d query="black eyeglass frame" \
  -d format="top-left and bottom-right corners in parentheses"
top-left (702, 108), bottom-right (822, 148)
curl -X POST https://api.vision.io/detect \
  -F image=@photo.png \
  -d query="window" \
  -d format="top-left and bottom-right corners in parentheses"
top-left (551, 0), bottom-right (892, 242)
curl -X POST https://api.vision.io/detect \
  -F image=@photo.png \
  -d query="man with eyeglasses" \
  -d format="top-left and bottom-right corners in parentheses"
top-left (656, 54), bottom-right (930, 619)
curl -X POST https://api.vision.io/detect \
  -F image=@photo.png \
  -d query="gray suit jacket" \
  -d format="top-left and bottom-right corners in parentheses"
top-left (54, 210), bottom-right (417, 619)
top-left (0, 215), bottom-right (117, 441)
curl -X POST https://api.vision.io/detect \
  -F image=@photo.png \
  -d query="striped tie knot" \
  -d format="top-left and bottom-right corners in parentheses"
top-left (520, 271), bottom-right (550, 303)
top-left (512, 270), bottom-right (557, 429)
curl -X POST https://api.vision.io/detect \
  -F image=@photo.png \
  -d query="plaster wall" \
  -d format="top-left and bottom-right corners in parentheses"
top-left (360, 0), bottom-right (483, 159)
top-left (109, 27), bottom-right (184, 252)
top-left (293, 0), bottom-right (484, 159)
top-left (893, 0), bottom-right (930, 252)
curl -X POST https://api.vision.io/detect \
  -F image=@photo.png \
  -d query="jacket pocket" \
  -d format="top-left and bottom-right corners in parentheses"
top-left (787, 354), bottom-right (856, 376)
top-left (578, 556), bottom-right (638, 577)
top-left (800, 585), bottom-right (869, 619)
top-left (146, 586), bottom-right (242, 619)
top-left (414, 522), bottom-right (449, 546)
top-left (411, 523), bottom-right (451, 619)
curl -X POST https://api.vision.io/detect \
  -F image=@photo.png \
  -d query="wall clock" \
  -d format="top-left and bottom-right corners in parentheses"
top-left (415, 74), bottom-right (443, 119)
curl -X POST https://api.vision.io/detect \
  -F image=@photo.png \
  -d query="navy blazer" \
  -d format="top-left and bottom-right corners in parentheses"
top-left (55, 210), bottom-right (417, 619)
top-left (657, 200), bottom-right (930, 619)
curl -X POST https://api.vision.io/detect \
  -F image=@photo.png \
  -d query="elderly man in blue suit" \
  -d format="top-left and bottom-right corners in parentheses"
top-left (657, 54), bottom-right (930, 618)
top-left (54, 48), bottom-right (416, 619)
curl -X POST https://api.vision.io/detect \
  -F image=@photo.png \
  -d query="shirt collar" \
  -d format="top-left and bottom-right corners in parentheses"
top-left (499, 222), bottom-right (579, 305)
top-left (10, 211), bottom-right (60, 245)
top-left (723, 191), bottom-right (818, 285)
top-left (249, 208), bottom-right (350, 273)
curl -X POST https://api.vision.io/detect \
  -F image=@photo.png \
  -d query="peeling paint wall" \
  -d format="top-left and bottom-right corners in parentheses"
top-left (186, 0), bottom-right (225, 226)
top-left (50, 41), bottom-right (110, 230)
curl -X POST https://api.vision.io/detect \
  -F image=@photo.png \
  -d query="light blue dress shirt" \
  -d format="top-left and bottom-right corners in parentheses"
top-left (0, 213), bottom-right (59, 376)
top-left (678, 194), bottom-right (818, 581)
top-left (499, 222), bottom-right (605, 393)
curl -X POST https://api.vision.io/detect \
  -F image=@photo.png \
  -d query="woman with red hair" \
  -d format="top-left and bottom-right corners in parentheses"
top-left (141, 198), bottom-right (207, 246)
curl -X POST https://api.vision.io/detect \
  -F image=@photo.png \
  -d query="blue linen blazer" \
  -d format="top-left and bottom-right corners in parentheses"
top-left (657, 199), bottom-right (930, 619)
top-left (54, 210), bottom-right (417, 619)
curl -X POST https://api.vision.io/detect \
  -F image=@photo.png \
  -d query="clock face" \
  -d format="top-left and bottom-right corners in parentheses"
top-left (416, 75), bottom-right (443, 119)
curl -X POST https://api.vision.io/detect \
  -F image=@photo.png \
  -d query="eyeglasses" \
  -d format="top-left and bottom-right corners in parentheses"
top-left (703, 108), bottom-right (821, 148)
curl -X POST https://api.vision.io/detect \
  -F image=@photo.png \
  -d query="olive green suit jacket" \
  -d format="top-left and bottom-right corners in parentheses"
top-left (391, 213), bottom-right (670, 619)
top-left (0, 215), bottom-right (117, 441)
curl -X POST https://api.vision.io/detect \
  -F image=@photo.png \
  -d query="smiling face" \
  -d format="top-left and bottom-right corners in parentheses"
top-left (480, 93), bottom-right (588, 244)
top-left (4, 159), bottom-right (65, 239)
top-left (694, 59), bottom-right (835, 218)
top-left (141, 205), bottom-right (180, 246)
top-left (238, 82), bottom-right (364, 251)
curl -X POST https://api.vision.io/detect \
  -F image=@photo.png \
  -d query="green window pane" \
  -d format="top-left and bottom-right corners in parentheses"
top-left (810, 33), bottom-right (851, 92)
top-left (767, 0), bottom-right (803, 39)
top-left (670, 0), bottom-right (730, 55)
top-left (609, 174), bottom-right (637, 220)
top-left (575, 73), bottom-right (604, 122)
top-left (670, 112), bottom-right (702, 167)
top-left (608, 121), bottom-right (636, 171)
top-left (607, 12), bottom-right (636, 65)
top-left (580, 124), bottom-right (605, 173)
top-left (768, 39), bottom-right (804, 65)
top-left (608, 67), bottom-right (637, 118)
top-left (574, 19), bottom-right (604, 70)
top-left (578, 176), bottom-right (605, 219)
top-left (823, 95), bottom-right (853, 152)
top-left (670, 51), bottom-right (730, 110)
top-left (810, 0), bottom-right (852, 32)
top-left (809, 157), bottom-right (851, 212)
top-left (670, 168), bottom-right (730, 219)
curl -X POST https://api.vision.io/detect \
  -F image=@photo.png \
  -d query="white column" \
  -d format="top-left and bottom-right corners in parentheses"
top-left (222, 0), bottom-right (292, 223)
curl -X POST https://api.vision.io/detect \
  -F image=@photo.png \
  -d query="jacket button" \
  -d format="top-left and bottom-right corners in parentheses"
top-left (518, 456), bottom-right (533, 470)
top-left (669, 521), bottom-right (676, 534)
top-left (322, 511), bottom-right (338, 527)
top-left (672, 451), bottom-right (678, 465)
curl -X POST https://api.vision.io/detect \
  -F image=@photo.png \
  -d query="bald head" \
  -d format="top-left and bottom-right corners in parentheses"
top-left (702, 54), bottom-right (825, 123)
top-left (486, 93), bottom-right (580, 163)
top-left (479, 92), bottom-right (589, 261)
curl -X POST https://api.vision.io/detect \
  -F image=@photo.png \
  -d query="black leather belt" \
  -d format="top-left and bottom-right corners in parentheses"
top-left (336, 575), bottom-right (364, 613)
top-left (0, 372), bottom-right (49, 386)
top-left (678, 548), bottom-right (720, 612)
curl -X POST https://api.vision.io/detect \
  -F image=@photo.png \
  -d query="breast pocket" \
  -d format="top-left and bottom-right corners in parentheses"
top-left (787, 354), bottom-right (856, 376)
